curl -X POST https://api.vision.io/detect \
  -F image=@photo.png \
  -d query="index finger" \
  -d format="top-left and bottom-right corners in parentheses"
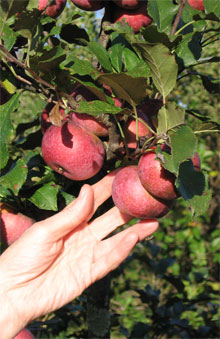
top-left (92, 169), bottom-right (120, 212)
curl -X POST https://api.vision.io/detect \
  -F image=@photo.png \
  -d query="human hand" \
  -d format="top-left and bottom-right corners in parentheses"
top-left (0, 172), bottom-right (158, 338)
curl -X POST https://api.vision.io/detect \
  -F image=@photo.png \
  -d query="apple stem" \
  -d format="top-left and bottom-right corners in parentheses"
top-left (113, 115), bottom-right (129, 157)
top-left (175, 20), bottom-right (195, 35)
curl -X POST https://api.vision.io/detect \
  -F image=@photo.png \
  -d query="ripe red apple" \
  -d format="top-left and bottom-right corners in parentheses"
top-left (113, 2), bottom-right (152, 33)
top-left (123, 112), bottom-right (152, 148)
top-left (41, 103), bottom-right (65, 134)
top-left (13, 328), bottom-right (34, 339)
top-left (0, 203), bottom-right (35, 246)
top-left (70, 85), bottom-right (109, 137)
top-left (112, 166), bottom-right (172, 219)
top-left (138, 149), bottom-right (201, 201)
top-left (41, 120), bottom-right (105, 181)
top-left (71, 0), bottom-right (104, 11)
top-left (38, 0), bottom-right (67, 18)
top-left (70, 112), bottom-right (109, 137)
top-left (113, 0), bottom-right (140, 10)
top-left (188, 0), bottom-right (204, 11)
top-left (192, 152), bottom-right (201, 171)
top-left (138, 150), bottom-right (179, 201)
top-left (137, 99), bottom-right (163, 130)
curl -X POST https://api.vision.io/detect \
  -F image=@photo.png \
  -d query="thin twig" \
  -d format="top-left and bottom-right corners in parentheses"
top-left (170, 0), bottom-right (187, 36)
top-left (0, 44), bottom-right (56, 91)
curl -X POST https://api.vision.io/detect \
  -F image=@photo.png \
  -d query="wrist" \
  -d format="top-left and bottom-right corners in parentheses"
top-left (0, 282), bottom-right (29, 338)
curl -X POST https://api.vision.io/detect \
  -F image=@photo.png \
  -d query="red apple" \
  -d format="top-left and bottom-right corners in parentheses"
top-left (123, 110), bottom-right (152, 148)
top-left (71, 0), bottom-right (104, 11)
top-left (113, 2), bottom-right (152, 33)
top-left (138, 149), bottom-right (179, 201)
top-left (41, 120), bottom-right (105, 180)
top-left (70, 85), bottom-right (109, 137)
top-left (112, 165), bottom-right (172, 219)
top-left (0, 203), bottom-right (35, 246)
top-left (137, 99), bottom-right (163, 129)
top-left (113, 0), bottom-right (140, 10)
top-left (13, 328), bottom-right (34, 339)
top-left (38, 0), bottom-right (67, 18)
top-left (41, 103), bottom-right (65, 134)
top-left (192, 152), bottom-right (201, 171)
top-left (70, 112), bottom-right (109, 137)
top-left (138, 149), bottom-right (202, 201)
top-left (188, 0), bottom-right (204, 11)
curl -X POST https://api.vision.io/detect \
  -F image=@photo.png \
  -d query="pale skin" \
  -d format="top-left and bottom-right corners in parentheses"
top-left (0, 172), bottom-right (158, 338)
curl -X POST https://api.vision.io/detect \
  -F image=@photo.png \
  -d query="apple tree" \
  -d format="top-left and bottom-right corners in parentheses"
top-left (0, 0), bottom-right (219, 337)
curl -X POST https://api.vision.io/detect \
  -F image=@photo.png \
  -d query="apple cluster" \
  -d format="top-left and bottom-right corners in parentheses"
top-left (38, 0), bottom-right (204, 33)
top-left (38, 0), bottom-right (152, 32)
top-left (41, 86), bottom-right (108, 181)
top-left (112, 148), bottom-right (201, 219)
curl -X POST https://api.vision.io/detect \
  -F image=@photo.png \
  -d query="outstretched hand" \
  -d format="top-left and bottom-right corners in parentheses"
top-left (0, 172), bottom-right (158, 338)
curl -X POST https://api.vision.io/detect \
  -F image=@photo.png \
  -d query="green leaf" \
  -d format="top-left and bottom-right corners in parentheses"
top-left (28, 182), bottom-right (59, 211)
top-left (162, 125), bottom-right (197, 174)
top-left (126, 60), bottom-right (151, 78)
top-left (133, 43), bottom-right (178, 99)
top-left (60, 24), bottom-right (89, 45)
top-left (0, 0), bottom-right (28, 18)
top-left (0, 93), bottom-right (20, 169)
top-left (204, 0), bottom-right (220, 15)
top-left (157, 102), bottom-right (185, 135)
top-left (108, 43), bottom-right (124, 73)
top-left (177, 161), bottom-right (212, 217)
top-left (76, 100), bottom-right (122, 115)
top-left (176, 32), bottom-right (202, 68)
top-left (29, 46), bottom-right (66, 72)
top-left (0, 69), bottom-right (17, 94)
top-left (98, 73), bottom-right (148, 106)
top-left (61, 191), bottom-right (76, 206)
top-left (0, 17), bottom-right (17, 51)
top-left (142, 25), bottom-right (182, 49)
top-left (122, 47), bottom-right (140, 72)
top-left (88, 42), bottom-right (112, 72)
top-left (61, 56), bottom-right (99, 80)
top-left (14, 9), bottom-right (41, 39)
top-left (148, 0), bottom-right (178, 33)
top-left (200, 75), bottom-right (220, 94)
top-left (0, 158), bottom-right (28, 195)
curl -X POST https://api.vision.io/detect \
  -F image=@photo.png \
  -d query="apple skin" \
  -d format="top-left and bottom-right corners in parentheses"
top-left (138, 150), bottom-right (201, 201)
top-left (41, 103), bottom-right (65, 134)
top-left (123, 109), bottom-right (152, 148)
top-left (188, 0), bottom-right (204, 11)
top-left (137, 99), bottom-right (163, 130)
top-left (70, 112), bottom-right (109, 137)
top-left (112, 166), bottom-right (172, 219)
top-left (70, 86), bottom-right (109, 137)
top-left (138, 150), bottom-right (179, 201)
top-left (38, 0), bottom-right (67, 18)
top-left (113, 2), bottom-right (152, 33)
top-left (113, 0), bottom-right (140, 10)
top-left (71, 0), bottom-right (104, 11)
top-left (41, 120), bottom-right (105, 181)
top-left (0, 204), bottom-right (35, 246)
top-left (13, 328), bottom-right (34, 339)
top-left (192, 152), bottom-right (201, 171)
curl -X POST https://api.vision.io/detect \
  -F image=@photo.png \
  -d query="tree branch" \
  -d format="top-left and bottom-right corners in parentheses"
top-left (170, 0), bottom-right (187, 36)
top-left (0, 44), bottom-right (56, 91)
